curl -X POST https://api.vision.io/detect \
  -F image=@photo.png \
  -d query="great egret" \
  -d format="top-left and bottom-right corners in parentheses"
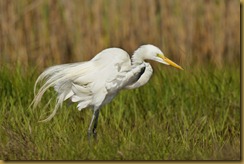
top-left (33, 44), bottom-right (183, 138)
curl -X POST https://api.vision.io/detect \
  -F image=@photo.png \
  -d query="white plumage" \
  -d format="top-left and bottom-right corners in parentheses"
top-left (32, 44), bottom-right (183, 138)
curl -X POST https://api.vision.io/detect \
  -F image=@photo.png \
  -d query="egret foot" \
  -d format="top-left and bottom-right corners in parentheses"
top-left (92, 128), bottom-right (97, 140)
top-left (87, 129), bottom-right (98, 144)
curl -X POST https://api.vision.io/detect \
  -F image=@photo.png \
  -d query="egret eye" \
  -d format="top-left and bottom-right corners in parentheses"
top-left (157, 53), bottom-right (165, 59)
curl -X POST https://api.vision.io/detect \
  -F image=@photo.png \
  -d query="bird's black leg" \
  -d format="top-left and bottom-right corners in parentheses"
top-left (92, 110), bottom-right (100, 139)
top-left (88, 114), bottom-right (95, 140)
top-left (87, 109), bottom-right (100, 141)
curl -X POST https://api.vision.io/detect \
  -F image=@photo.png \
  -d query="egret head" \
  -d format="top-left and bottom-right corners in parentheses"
top-left (138, 44), bottom-right (183, 70)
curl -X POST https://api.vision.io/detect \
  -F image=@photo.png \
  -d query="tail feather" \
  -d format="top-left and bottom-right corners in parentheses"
top-left (38, 94), bottom-right (63, 122)
top-left (32, 61), bottom-right (96, 121)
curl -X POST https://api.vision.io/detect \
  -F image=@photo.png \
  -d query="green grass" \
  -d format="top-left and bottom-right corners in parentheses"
top-left (0, 65), bottom-right (240, 160)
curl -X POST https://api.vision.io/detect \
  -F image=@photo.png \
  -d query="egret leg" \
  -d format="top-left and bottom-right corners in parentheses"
top-left (87, 109), bottom-right (100, 140)
top-left (92, 110), bottom-right (100, 138)
top-left (88, 114), bottom-right (95, 140)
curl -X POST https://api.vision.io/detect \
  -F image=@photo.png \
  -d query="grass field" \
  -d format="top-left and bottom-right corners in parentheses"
top-left (0, 64), bottom-right (240, 160)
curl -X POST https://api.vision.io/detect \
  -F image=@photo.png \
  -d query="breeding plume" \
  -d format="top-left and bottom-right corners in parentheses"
top-left (33, 44), bottom-right (183, 138)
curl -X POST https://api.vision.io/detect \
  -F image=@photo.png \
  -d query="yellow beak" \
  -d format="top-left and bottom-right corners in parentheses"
top-left (158, 54), bottom-right (184, 70)
top-left (164, 57), bottom-right (184, 70)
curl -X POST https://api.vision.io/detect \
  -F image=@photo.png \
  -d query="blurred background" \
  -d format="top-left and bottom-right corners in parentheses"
top-left (0, 0), bottom-right (240, 69)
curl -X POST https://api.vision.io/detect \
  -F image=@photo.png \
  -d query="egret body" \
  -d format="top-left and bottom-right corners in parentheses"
top-left (33, 44), bottom-right (183, 138)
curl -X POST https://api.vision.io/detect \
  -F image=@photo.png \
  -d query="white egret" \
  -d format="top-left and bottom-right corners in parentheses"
top-left (33, 44), bottom-right (183, 138)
